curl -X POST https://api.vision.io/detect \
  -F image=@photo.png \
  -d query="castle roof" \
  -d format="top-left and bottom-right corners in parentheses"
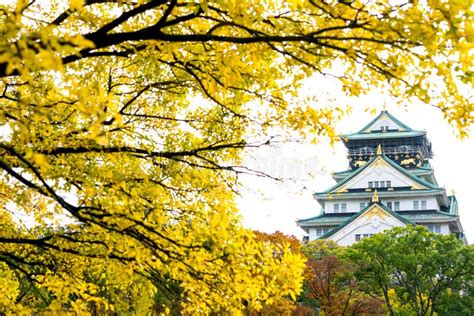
top-left (297, 209), bottom-right (458, 232)
top-left (340, 110), bottom-right (426, 141)
top-left (342, 130), bottom-right (426, 141)
top-left (358, 110), bottom-right (413, 132)
top-left (297, 196), bottom-right (459, 234)
top-left (315, 152), bottom-right (442, 197)
top-left (332, 165), bottom-right (434, 182)
top-left (315, 202), bottom-right (414, 239)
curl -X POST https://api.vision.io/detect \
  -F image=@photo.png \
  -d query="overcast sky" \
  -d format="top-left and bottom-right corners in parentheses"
top-left (237, 78), bottom-right (473, 243)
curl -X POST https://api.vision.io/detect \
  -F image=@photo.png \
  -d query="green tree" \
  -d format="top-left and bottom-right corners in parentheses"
top-left (434, 284), bottom-right (474, 315)
top-left (299, 240), bottom-right (385, 316)
top-left (349, 226), bottom-right (474, 316)
top-left (0, 0), bottom-right (472, 313)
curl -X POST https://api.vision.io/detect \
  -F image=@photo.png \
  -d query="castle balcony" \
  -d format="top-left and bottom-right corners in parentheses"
top-left (348, 145), bottom-right (426, 158)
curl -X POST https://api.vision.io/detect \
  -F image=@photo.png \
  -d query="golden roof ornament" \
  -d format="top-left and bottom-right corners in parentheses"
top-left (372, 190), bottom-right (379, 203)
top-left (377, 144), bottom-right (383, 155)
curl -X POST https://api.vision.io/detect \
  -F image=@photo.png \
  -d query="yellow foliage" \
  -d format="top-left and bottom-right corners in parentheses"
top-left (0, 262), bottom-right (21, 313)
top-left (0, 0), bottom-right (471, 313)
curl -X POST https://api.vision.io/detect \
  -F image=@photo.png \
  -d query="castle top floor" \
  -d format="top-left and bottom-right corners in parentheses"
top-left (340, 111), bottom-right (432, 169)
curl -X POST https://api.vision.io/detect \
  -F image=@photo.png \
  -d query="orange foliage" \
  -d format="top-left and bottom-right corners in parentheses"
top-left (253, 230), bottom-right (302, 254)
top-left (306, 255), bottom-right (385, 315)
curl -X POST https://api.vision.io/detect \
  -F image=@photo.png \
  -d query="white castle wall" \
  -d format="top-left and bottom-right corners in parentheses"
top-left (323, 197), bottom-right (439, 213)
top-left (346, 166), bottom-right (419, 189)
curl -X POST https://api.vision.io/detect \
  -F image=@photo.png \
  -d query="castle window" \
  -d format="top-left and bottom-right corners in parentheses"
top-left (421, 200), bottom-right (427, 210)
top-left (316, 228), bottom-right (330, 237)
top-left (427, 225), bottom-right (441, 234)
top-left (360, 202), bottom-right (366, 210)
top-left (355, 234), bottom-right (373, 242)
top-left (386, 201), bottom-right (392, 209)
top-left (414, 201), bottom-right (419, 210)
top-left (369, 180), bottom-right (392, 188)
top-left (394, 201), bottom-right (400, 211)
top-left (334, 204), bottom-right (340, 213)
top-left (341, 203), bottom-right (347, 212)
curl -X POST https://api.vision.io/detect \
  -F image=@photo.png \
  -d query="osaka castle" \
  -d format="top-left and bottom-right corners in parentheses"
top-left (297, 110), bottom-right (467, 246)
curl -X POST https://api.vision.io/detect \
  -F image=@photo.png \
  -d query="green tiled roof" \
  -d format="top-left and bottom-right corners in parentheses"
top-left (401, 210), bottom-right (457, 223)
top-left (421, 161), bottom-right (432, 168)
top-left (298, 210), bottom-right (457, 230)
top-left (297, 213), bottom-right (351, 226)
top-left (314, 189), bottom-right (445, 200)
top-left (340, 111), bottom-right (426, 140)
top-left (448, 195), bottom-right (458, 215)
top-left (358, 111), bottom-right (413, 133)
top-left (332, 169), bottom-right (356, 181)
top-left (333, 169), bottom-right (353, 176)
top-left (341, 130), bottom-right (425, 140)
top-left (318, 153), bottom-right (442, 195)
top-left (407, 167), bottom-right (434, 176)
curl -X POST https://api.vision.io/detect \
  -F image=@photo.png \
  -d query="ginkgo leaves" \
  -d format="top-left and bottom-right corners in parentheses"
top-left (0, 0), bottom-right (472, 313)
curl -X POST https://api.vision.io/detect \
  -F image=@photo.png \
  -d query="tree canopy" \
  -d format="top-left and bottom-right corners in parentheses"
top-left (302, 240), bottom-right (386, 316)
top-left (349, 226), bottom-right (474, 316)
top-left (0, 0), bottom-right (472, 313)
top-left (292, 228), bottom-right (473, 316)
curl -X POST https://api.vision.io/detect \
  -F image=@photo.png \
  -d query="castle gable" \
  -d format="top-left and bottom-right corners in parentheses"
top-left (358, 110), bottom-right (412, 133)
top-left (324, 203), bottom-right (411, 246)
top-left (324, 154), bottom-right (437, 195)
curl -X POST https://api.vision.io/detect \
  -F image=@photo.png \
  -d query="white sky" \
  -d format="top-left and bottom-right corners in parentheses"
top-left (237, 78), bottom-right (474, 243)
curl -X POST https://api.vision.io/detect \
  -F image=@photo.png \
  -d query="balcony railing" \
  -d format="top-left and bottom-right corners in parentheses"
top-left (348, 145), bottom-right (425, 157)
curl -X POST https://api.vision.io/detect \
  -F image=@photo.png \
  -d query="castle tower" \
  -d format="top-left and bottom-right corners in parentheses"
top-left (297, 111), bottom-right (466, 245)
